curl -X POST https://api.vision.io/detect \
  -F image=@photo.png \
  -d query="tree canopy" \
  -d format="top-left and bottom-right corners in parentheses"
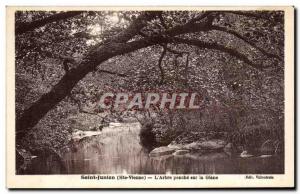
top-left (15, 10), bottom-right (284, 145)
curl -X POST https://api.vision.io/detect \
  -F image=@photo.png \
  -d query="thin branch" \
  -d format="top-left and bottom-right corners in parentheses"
top-left (157, 45), bottom-right (167, 84)
top-left (172, 37), bottom-right (263, 70)
top-left (164, 45), bottom-right (190, 83)
top-left (158, 13), bottom-right (168, 29)
top-left (16, 11), bottom-right (84, 34)
top-left (184, 53), bottom-right (190, 84)
top-left (209, 25), bottom-right (282, 60)
top-left (185, 53), bottom-right (190, 69)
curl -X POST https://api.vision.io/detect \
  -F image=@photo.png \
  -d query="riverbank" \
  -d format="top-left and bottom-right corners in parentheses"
top-left (18, 121), bottom-right (284, 174)
top-left (149, 135), bottom-right (282, 160)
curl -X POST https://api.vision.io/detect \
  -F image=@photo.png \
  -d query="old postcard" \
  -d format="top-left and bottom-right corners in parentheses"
top-left (6, 6), bottom-right (294, 188)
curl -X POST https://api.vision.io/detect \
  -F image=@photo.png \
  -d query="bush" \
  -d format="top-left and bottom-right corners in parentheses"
top-left (139, 121), bottom-right (157, 152)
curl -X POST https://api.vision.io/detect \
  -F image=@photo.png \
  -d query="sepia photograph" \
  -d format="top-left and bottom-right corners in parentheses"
top-left (6, 6), bottom-right (294, 188)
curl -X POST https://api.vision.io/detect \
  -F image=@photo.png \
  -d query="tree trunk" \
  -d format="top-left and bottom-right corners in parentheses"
top-left (16, 34), bottom-right (159, 140)
top-left (16, 11), bottom-right (267, 140)
top-left (16, 12), bottom-right (159, 139)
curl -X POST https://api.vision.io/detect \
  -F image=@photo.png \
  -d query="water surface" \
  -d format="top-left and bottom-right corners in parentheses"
top-left (24, 122), bottom-right (284, 174)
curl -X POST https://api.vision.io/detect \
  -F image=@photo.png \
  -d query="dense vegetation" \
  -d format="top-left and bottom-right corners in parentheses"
top-left (15, 10), bottom-right (284, 162)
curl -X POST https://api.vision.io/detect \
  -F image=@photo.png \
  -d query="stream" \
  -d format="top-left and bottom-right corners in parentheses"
top-left (24, 122), bottom-right (284, 174)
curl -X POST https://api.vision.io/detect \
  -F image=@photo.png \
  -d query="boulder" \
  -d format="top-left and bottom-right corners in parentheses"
top-left (149, 146), bottom-right (176, 157)
top-left (168, 143), bottom-right (184, 150)
top-left (183, 139), bottom-right (226, 152)
top-left (172, 150), bottom-right (190, 156)
top-left (198, 139), bottom-right (226, 150)
top-left (183, 142), bottom-right (202, 150)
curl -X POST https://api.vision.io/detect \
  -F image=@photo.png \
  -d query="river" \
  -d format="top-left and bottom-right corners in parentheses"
top-left (24, 122), bottom-right (284, 174)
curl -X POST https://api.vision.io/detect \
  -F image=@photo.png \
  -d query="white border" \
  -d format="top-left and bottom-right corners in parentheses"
top-left (4, 4), bottom-right (295, 190)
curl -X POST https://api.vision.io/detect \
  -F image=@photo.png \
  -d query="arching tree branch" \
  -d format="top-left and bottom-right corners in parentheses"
top-left (16, 11), bottom-right (276, 140)
top-left (165, 17), bottom-right (212, 36)
top-left (15, 12), bottom-right (160, 139)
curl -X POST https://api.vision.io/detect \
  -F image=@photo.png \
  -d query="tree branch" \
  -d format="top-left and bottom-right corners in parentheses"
top-left (184, 53), bottom-right (190, 82)
top-left (16, 11), bottom-right (276, 138)
top-left (16, 12), bottom-right (161, 138)
top-left (158, 13), bottom-right (168, 29)
top-left (16, 11), bottom-right (84, 34)
top-left (157, 45), bottom-right (167, 84)
top-left (209, 25), bottom-right (282, 60)
top-left (165, 17), bottom-right (211, 36)
top-left (172, 37), bottom-right (263, 70)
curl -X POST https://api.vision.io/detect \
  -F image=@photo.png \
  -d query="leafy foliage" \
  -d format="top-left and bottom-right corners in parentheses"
top-left (15, 10), bottom-right (284, 153)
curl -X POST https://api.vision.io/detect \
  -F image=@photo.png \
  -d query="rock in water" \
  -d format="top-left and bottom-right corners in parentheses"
top-left (184, 140), bottom-right (226, 151)
top-left (183, 142), bottom-right (201, 150)
top-left (172, 150), bottom-right (190, 156)
top-left (198, 140), bottom-right (226, 150)
top-left (168, 142), bottom-right (184, 150)
top-left (149, 146), bottom-right (176, 157)
top-left (240, 151), bottom-right (253, 158)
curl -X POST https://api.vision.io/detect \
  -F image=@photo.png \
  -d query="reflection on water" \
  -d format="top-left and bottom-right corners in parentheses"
top-left (24, 122), bottom-right (284, 174)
